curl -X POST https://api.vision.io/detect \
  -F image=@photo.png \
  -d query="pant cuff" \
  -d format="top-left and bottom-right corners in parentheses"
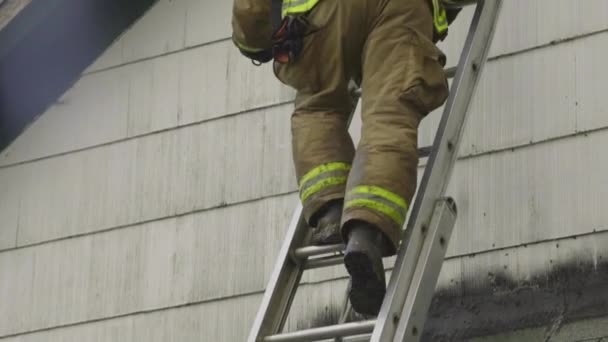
top-left (302, 187), bottom-right (346, 227)
top-left (341, 208), bottom-right (401, 256)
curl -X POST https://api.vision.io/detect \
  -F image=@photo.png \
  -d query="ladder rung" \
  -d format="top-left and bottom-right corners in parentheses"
top-left (303, 254), bottom-right (344, 270)
top-left (445, 66), bottom-right (456, 79)
top-left (263, 320), bottom-right (376, 342)
top-left (418, 146), bottom-right (432, 158)
top-left (293, 244), bottom-right (345, 260)
top-left (318, 334), bottom-right (371, 342)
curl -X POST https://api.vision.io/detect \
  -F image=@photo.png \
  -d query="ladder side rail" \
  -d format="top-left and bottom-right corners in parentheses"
top-left (248, 205), bottom-right (310, 341)
top-left (394, 198), bottom-right (457, 341)
top-left (371, 0), bottom-right (502, 340)
top-left (395, 2), bottom-right (503, 340)
top-left (394, 3), bottom-right (503, 341)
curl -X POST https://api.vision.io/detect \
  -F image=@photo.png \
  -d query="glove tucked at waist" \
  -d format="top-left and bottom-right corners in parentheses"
top-left (232, 0), bottom-right (275, 64)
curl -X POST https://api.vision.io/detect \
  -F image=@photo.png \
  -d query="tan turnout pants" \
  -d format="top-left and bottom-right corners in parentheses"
top-left (234, 0), bottom-right (449, 255)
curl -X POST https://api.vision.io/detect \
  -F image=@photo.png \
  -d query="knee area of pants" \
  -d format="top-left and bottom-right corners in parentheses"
top-left (359, 143), bottom-right (418, 158)
top-left (400, 80), bottom-right (449, 115)
top-left (292, 110), bottom-right (350, 123)
top-left (365, 122), bottom-right (419, 138)
top-left (362, 109), bottom-right (421, 125)
top-left (394, 38), bottom-right (449, 114)
top-left (358, 130), bottom-right (418, 152)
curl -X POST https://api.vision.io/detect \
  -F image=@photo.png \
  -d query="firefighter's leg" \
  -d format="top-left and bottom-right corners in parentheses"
top-left (274, 0), bottom-right (366, 243)
top-left (342, 0), bottom-right (450, 315)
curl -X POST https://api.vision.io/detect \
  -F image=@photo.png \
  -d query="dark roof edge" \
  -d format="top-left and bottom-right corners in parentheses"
top-left (0, 0), bottom-right (59, 60)
top-left (0, 0), bottom-right (157, 150)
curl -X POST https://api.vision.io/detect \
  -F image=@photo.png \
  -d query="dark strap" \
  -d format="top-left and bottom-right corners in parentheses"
top-left (271, 0), bottom-right (283, 31)
top-left (446, 8), bottom-right (461, 25)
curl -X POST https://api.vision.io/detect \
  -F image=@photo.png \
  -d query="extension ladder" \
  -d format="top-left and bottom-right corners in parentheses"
top-left (248, 0), bottom-right (502, 340)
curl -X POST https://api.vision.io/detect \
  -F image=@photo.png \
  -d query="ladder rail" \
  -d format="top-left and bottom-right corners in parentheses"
top-left (371, 0), bottom-right (503, 340)
top-left (247, 206), bottom-right (310, 340)
top-left (394, 198), bottom-right (457, 341)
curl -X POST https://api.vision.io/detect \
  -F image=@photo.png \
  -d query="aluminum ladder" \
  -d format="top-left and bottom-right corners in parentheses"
top-left (248, 0), bottom-right (502, 340)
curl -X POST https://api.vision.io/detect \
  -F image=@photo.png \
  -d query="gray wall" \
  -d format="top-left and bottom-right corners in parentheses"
top-left (1, 0), bottom-right (608, 340)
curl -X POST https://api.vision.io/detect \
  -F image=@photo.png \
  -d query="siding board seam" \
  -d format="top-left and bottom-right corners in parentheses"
top-left (2, 126), bottom-right (608, 253)
top-left (85, 37), bottom-right (232, 76)
top-left (2, 28), bottom-right (606, 168)
top-left (0, 29), bottom-right (608, 170)
top-left (488, 27), bottom-right (608, 64)
top-left (418, 124), bottom-right (608, 167)
top-left (2, 92), bottom-right (608, 172)
top-left (1, 229), bottom-right (607, 340)
top-left (0, 99), bottom-right (295, 170)
top-left (458, 126), bottom-right (607, 161)
top-left (0, 190), bottom-right (298, 254)
top-left (83, 27), bottom-right (608, 77)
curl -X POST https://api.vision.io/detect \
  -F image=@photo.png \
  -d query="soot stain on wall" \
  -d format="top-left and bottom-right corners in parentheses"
top-left (295, 255), bottom-right (608, 341)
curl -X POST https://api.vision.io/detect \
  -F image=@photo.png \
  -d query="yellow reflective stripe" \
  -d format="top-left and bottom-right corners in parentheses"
top-left (432, 0), bottom-right (449, 34)
top-left (299, 162), bottom-right (351, 189)
top-left (349, 186), bottom-right (408, 210)
top-left (345, 199), bottom-right (406, 227)
top-left (345, 185), bottom-right (409, 226)
top-left (300, 176), bottom-right (347, 202)
top-left (232, 37), bottom-right (266, 53)
top-left (282, 0), bottom-right (321, 16)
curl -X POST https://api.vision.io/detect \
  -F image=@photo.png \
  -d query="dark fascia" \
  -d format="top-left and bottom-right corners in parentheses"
top-left (0, 0), bottom-right (156, 151)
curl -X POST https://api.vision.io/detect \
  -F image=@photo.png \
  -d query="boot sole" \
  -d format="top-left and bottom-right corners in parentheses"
top-left (311, 223), bottom-right (342, 245)
top-left (311, 232), bottom-right (343, 245)
top-left (344, 251), bottom-right (386, 316)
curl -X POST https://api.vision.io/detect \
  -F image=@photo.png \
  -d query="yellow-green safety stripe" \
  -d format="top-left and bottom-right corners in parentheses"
top-left (301, 176), bottom-right (347, 202)
top-left (432, 0), bottom-right (449, 34)
top-left (345, 199), bottom-right (406, 227)
top-left (349, 185), bottom-right (408, 210)
top-left (232, 37), bottom-right (266, 53)
top-left (299, 162), bottom-right (351, 188)
top-left (282, 0), bottom-right (321, 17)
top-left (345, 185), bottom-right (409, 226)
top-left (299, 162), bottom-right (351, 202)
top-left (282, 0), bottom-right (447, 33)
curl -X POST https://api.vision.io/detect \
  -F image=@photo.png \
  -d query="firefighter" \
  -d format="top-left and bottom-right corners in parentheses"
top-left (232, 0), bottom-right (457, 316)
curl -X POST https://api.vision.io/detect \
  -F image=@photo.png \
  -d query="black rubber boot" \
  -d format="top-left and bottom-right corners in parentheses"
top-left (344, 222), bottom-right (388, 316)
top-left (310, 201), bottom-right (343, 245)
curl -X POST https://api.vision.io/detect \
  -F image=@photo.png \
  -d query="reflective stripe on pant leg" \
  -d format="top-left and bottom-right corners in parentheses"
top-left (299, 162), bottom-right (351, 202)
top-left (344, 185), bottom-right (409, 227)
top-left (233, 37), bottom-right (266, 53)
top-left (432, 0), bottom-right (448, 34)
top-left (282, 0), bottom-right (321, 16)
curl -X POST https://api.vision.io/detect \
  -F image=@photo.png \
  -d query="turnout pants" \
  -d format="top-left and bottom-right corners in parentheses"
top-left (236, 0), bottom-right (450, 255)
